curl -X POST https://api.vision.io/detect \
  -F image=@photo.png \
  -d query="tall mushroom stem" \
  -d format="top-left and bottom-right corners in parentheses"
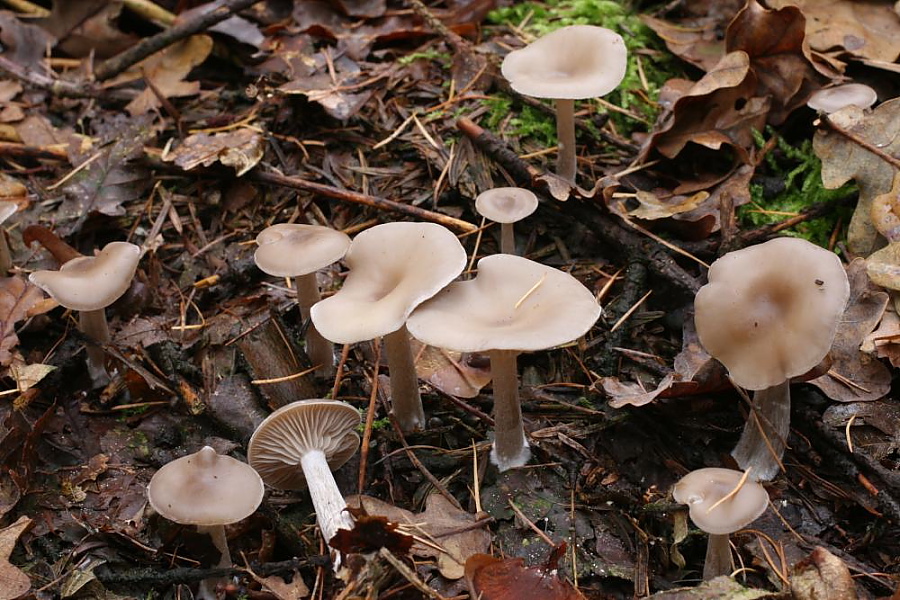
top-left (294, 273), bottom-right (334, 378)
top-left (300, 448), bottom-right (355, 548)
top-left (79, 309), bottom-right (111, 385)
top-left (384, 325), bottom-right (425, 432)
top-left (489, 349), bottom-right (530, 471)
top-left (731, 380), bottom-right (790, 482)
top-left (196, 524), bottom-right (230, 600)
top-left (703, 533), bottom-right (732, 580)
top-left (555, 98), bottom-right (577, 184)
top-left (500, 223), bottom-right (516, 255)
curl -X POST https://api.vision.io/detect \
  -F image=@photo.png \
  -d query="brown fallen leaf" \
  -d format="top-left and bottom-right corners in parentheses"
top-left (823, 400), bottom-right (900, 458)
top-left (641, 15), bottom-right (725, 73)
top-left (645, 576), bottom-right (774, 599)
top-left (330, 512), bottom-right (414, 555)
top-left (861, 302), bottom-right (900, 367)
top-left (869, 172), bottom-right (900, 243)
top-left (0, 276), bottom-right (46, 367)
top-left (411, 339), bottom-right (491, 398)
top-left (246, 570), bottom-right (309, 600)
top-left (0, 12), bottom-right (56, 72)
top-left (791, 547), bottom-right (858, 600)
top-left (465, 552), bottom-right (583, 600)
top-left (165, 128), bottom-right (265, 177)
top-left (866, 243), bottom-right (900, 292)
top-left (0, 515), bottom-right (32, 600)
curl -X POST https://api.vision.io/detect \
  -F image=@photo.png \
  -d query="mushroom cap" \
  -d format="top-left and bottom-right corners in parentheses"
top-left (254, 223), bottom-right (351, 278)
top-left (147, 446), bottom-right (264, 526)
top-left (807, 84), bottom-right (877, 114)
top-left (672, 467), bottom-right (768, 535)
top-left (0, 201), bottom-right (17, 224)
top-left (694, 237), bottom-right (849, 391)
top-left (501, 25), bottom-right (627, 100)
top-left (311, 222), bottom-right (466, 344)
top-left (29, 241), bottom-right (141, 311)
top-left (475, 187), bottom-right (539, 224)
top-left (248, 399), bottom-right (360, 491)
top-left (407, 254), bottom-right (601, 352)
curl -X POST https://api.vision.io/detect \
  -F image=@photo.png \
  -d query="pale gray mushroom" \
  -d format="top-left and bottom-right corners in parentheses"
top-left (407, 254), bottom-right (601, 471)
top-left (475, 187), bottom-right (539, 255)
top-left (673, 467), bottom-right (768, 580)
top-left (694, 238), bottom-right (849, 481)
top-left (311, 222), bottom-right (466, 432)
top-left (501, 25), bottom-right (627, 184)
top-left (29, 241), bottom-right (141, 385)
top-left (147, 446), bottom-right (264, 600)
top-left (807, 83), bottom-right (877, 114)
top-left (254, 224), bottom-right (351, 378)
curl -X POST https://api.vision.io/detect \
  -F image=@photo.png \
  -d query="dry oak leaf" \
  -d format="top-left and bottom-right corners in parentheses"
top-left (791, 547), bottom-right (858, 600)
top-left (411, 339), bottom-right (491, 398)
top-left (645, 576), bottom-right (774, 599)
top-left (465, 553), bottom-right (584, 600)
top-left (0, 515), bottom-right (32, 600)
top-left (165, 128), bottom-right (264, 177)
top-left (861, 302), bottom-right (900, 367)
top-left (813, 98), bottom-right (900, 256)
top-left (345, 493), bottom-right (490, 579)
top-left (641, 15), bottom-right (726, 73)
top-left (0, 276), bottom-right (45, 366)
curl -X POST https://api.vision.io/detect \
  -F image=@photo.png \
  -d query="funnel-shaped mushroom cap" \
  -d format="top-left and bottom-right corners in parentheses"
top-left (311, 222), bottom-right (466, 344)
top-left (29, 241), bottom-right (141, 311)
top-left (501, 25), bottom-right (627, 100)
top-left (475, 188), bottom-right (539, 224)
top-left (807, 84), bottom-right (877, 114)
top-left (147, 446), bottom-right (264, 526)
top-left (694, 238), bottom-right (849, 391)
top-left (254, 224), bottom-right (351, 278)
top-left (407, 254), bottom-right (601, 352)
top-left (673, 468), bottom-right (768, 535)
top-left (248, 400), bottom-right (360, 491)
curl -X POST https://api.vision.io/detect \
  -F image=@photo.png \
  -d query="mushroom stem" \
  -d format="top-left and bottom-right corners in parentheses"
top-left (731, 380), bottom-right (790, 481)
top-left (196, 524), bottom-right (231, 600)
top-left (294, 273), bottom-right (334, 378)
top-left (703, 533), bottom-right (732, 580)
top-left (79, 309), bottom-right (111, 385)
top-left (555, 98), bottom-right (577, 183)
top-left (488, 349), bottom-right (531, 471)
top-left (384, 325), bottom-right (425, 432)
top-left (300, 448), bottom-right (355, 547)
top-left (500, 223), bottom-right (516, 255)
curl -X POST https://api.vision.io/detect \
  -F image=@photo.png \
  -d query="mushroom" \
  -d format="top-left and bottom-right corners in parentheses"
top-left (311, 222), bottom-right (466, 431)
top-left (475, 187), bottom-right (539, 255)
top-left (407, 254), bottom-right (601, 471)
top-left (501, 25), bottom-right (627, 183)
top-left (254, 224), bottom-right (351, 378)
top-left (29, 241), bottom-right (141, 385)
top-left (248, 399), bottom-right (360, 566)
top-left (807, 83), bottom-right (877, 114)
top-left (0, 201), bottom-right (17, 274)
top-left (673, 467), bottom-right (768, 580)
top-left (147, 446), bottom-right (265, 600)
top-left (694, 237), bottom-right (849, 481)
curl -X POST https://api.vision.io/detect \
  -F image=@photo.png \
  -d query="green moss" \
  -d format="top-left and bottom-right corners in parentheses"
top-left (398, 49), bottom-right (452, 66)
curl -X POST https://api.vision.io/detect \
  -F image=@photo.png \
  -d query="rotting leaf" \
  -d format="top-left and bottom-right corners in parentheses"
top-left (0, 515), bottom-right (32, 600)
top-left (0, 276), bottom-right (45, 367)
top-left (412, 339), bottom-right (491, 398)
top-left (0, 11), bottom-right (56, 72)
top-left (165, 128), bottom-right (264, 177)
top-left (823, 401), bottom-right (900, 456)
top-left (790, 547), bottom-right (858, 600)
top-left (644, 575), bottom-right (774, 599)
top-left (246, 570), bottom-right (309, 600)
top-left (641, 15), bottom-right (725, 73)
top-left (330, 512), bottom-right (414, 555)
top-left (862, 303), bottom-right (900, 367)
top-left (464, 552), bottom-right (583, 600)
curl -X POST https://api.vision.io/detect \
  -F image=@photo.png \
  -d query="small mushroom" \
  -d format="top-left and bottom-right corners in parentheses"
top-left (807, 83), bottom-right (877, 114)
top-left (407, 254), bottom-right (601, 471)
top-left (475, 187), bottom-right (539, 255)
top-left (673, 467), bottom-right (768, 580)
top-left (311, 222), bottom-right (466, 431)
top-left (254, 224), bottom-right (351, 378)
top-left (147, 446), bottom-right (265, 600)
top-left (501, 25), bottom-right (627, 183)
top-left (29, 241), bottom-right (141, 385)
top-left (694, 237), bottom-right (849, 481)
top-left (0, 201), bottom-right (18, 274)
top-left (248, 399), bottom-right (360, 567)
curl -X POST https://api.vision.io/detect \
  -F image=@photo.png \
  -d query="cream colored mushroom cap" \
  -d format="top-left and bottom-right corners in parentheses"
top-left (248, 400), bottom-right (360, 491)
top-left (147, 446), bottom-right (264, 526)
top-left (311, 222), bottom-right (466, 343)
top-left (501, 25), bottom-right (627, 100)
top-left (29, 241), bottom-right (141, 311)
top-left (673, 467), bottom-right (768, 535)
top-left (407, 254), bottom-right (601, 352)
top-left (254, 223), bottom-right (351, 278)
top-left (694, 237), bottom-right (849, 391)
top-left (807, 84), bottom-right (877, 114)
top-left (475, 188), bottom-right (539, 224)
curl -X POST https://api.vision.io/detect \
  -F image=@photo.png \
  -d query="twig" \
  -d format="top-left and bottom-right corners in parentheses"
top-left (358, 341), bottom-right (381, 494)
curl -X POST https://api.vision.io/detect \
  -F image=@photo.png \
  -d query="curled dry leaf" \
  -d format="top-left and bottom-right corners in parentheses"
top-left (869, 173), bottom-right (900, 243)
top-left (641, 15), bottom-right (725, 73)
top-left (0, 276), bottom-right (46, 367)
top-left (464, 552), bottom-right (584, 600)
top-left (862, 302), bottom-right (900, 367)
top-left (165, 129), bottom-right (264, 177)
top-left (790, 547), bottom-right (857, 600)
top-left (0, 515), bottom-right (32, 600)
top-left (411, 339), bottom-right (491, 398)
top-left (330, 513), bottom-right (414, 555)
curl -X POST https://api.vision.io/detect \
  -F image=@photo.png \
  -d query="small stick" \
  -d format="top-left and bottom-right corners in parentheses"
top-left (358, 342), bottom-right (381, 494)
top-left (706, 468), bottom-right (752, 514)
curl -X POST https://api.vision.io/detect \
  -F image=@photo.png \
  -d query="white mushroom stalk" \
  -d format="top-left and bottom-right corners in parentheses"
top-left (300, 449), bottom-right (355, 543)
top-left (731, 381), bottom-right (790, 482)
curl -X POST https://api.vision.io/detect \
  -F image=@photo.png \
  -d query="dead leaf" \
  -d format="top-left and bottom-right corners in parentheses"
top-left (0, 11), bottom-right (56, 72)
top-left (165, 128), bottom-right (264, 177)
top-left (0, 276), bottom-right (45, 366)
top-left (176, 0), bottom-right (264, 50)
top-left (279, 50), bottom-right (381, 120)
top-left (861, 302), bottom-right (900, 366)
top-left (809, 259), bottom-right (890, 403)
top-left (412, 339), bottom-right (491, 398)
top-left (330, 512), bottom-right (415, 555)
top-left (823, 401), bottom-right (900, 455)
top-left (791, 547), bottom-right (857, 600)
top-left (247, 570), bottom-right (309, 600)
top-left (869, 172), bottom-right (900, 243)
top-left (641, 15), bottom-right (725, 73)
top-left (866, 242), bottom-right (900, 291)
top-left (465, 553), bottom-right (583, 600)
top-left (0, 515), bottom-right (32, 600)
top-left (645, 576), bottom-right (774, 599)
top-left (8, 362), bottom-right (55, 392)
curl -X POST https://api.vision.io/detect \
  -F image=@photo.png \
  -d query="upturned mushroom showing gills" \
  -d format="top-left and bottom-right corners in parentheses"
top-left (147, 446), bottom-right (264, 600)
top-left (254, 223), bottom-right (351, 378)
top-left (311, 222), bottom-right (466, 432)
top-left (501, 25), bottom-right (627, 184)
top-left (29, 241), bottom-right (141, 386)
top-left (475, 187), bottom-right (539, 255)
top-left (248, 400), bottom-right (360, 568)
top-left (694, 237), bottom-right (849, 481)
top-left (407, 254), bottom-right (601, 471)
top-left (673, 467), bottom-right (768, 580)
